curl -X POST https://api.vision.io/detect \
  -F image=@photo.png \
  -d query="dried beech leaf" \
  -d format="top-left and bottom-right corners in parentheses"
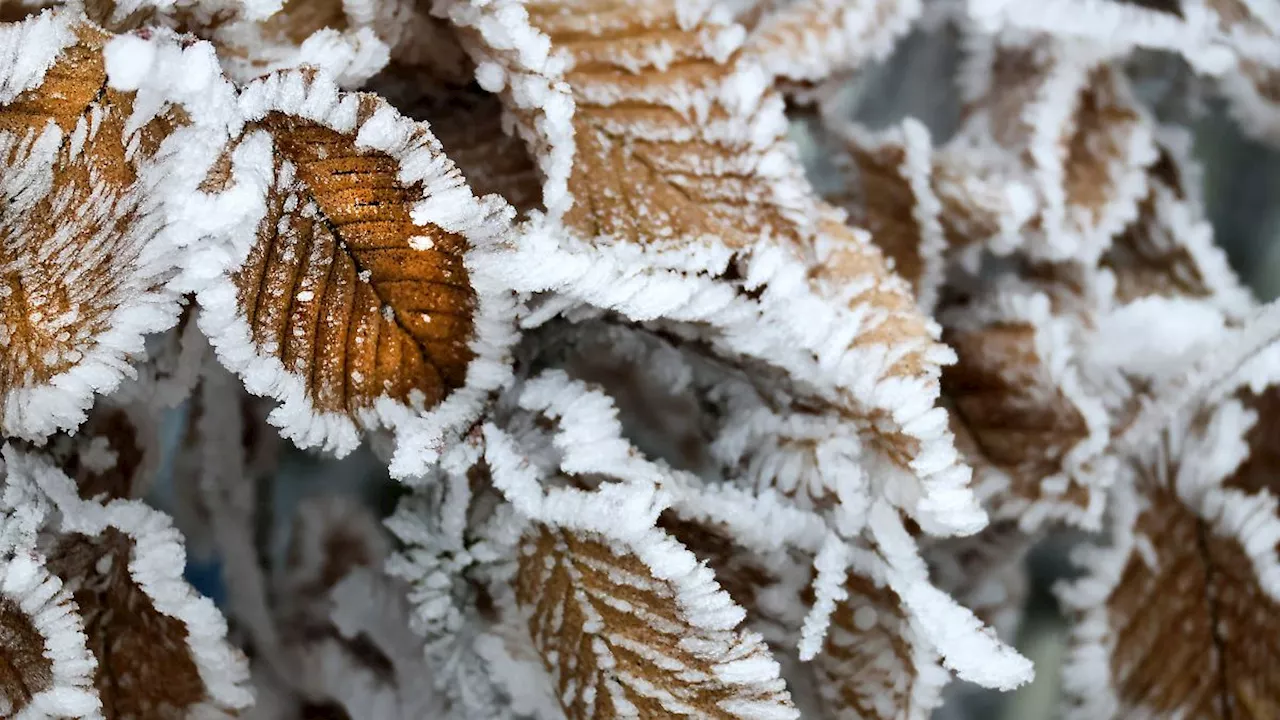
top-left (514, 524), bottom-right (798, 719)
top-left (737, 0), bottom-right (923, 86)
top-left (1060, 480), bottom-right (1280, 719)
top-left (941, 288), bottom-right (1111, 529)
top-left (0, 12), bottom-right (229, 440)
top-left (828, 119), bottom-right (949, 313)
top-left (958, 37), bottom-right (1157, 262)
top-left (1101, 138), bottom-right (1255, 317)
top-left (0, 550), bottom-right (99, 718)
top-left (198, 68), bottom-right (515, 475)
top-left (446, 0), bottom-right (983, 535)
top-left (812, 569), bottom-right (944, 720)
top-left (2, 445), bottom-right (253, 718)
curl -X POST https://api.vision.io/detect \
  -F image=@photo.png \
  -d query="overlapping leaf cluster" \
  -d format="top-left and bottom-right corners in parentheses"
top-left (1, 0), bottom-right (1279, 718)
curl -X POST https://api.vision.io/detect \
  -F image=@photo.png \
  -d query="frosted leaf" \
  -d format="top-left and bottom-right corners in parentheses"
top-left (1, 444), bottom-right (253, 719)
top-left (735, 0), bottom-right (923, 87)
top-left (0, 456), bottom-right (98, 719)
top-left (385, 442), bottom-right (548, 720)
top-left (1057, 400), bottom-right (1280, 719)
top-left (810, 561), bottom-right (946, 720)
top-left (670, 503), bottom-right (950, 720)
top-left (957, 34), bottom-right (1157, 263)
top-left (0, 12), bottom-right (233, 440)
top-left (1100, 133), bottom-right (1256, 318)
top-left (515, 524), bottom-right (799, 719)
top-left (196, 67), bottom-right (517, 477)
top-left (660, 482), bottom-right (1026, 710)
top-left (448, 0), bottom-right (982, 536)
top-left (941, 286), bottom-right (1112, 530)
top-left (826, 119), bottom-right (950, 314)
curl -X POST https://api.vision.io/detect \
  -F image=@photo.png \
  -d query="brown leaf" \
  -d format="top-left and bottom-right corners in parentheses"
top-left (659, 510), bottom-right (947, 719)
top-left (1102, 138), bottom-right (1257, 316)
top-left (941, 289), bottom-right (1109, 527)
top-left (957, 37), bottom-right (1156, 262)
top-left (827, 120), bottom-right (948, 312)
top-left (204, 68), bottom-right (513, 462)
top-left (0, 13), bottom-right (190, 440)
top-left (1064, 481), bottom-right (1280, 718)
top-left (813, 571), bottom-right (940, 720)
top-left (2, 444), bottom-right (252, 718)
top-left (514, 525), bottom-right (796, 719)
top-left (46, 529), bottom-right (211, 719)
top-left (0, 594), bottom-right (55, 715)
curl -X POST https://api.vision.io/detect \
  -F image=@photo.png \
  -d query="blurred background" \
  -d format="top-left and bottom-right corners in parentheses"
top-left (802, 21), bottom-right (1280, 720)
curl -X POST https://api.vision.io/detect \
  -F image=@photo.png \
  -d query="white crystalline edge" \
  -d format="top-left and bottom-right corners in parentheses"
top-left (747, 0), bottom-right (923, 84)
top-left (828, 117), bottom-right (949, 314)
top-left (438, 0), bottom-right (576, 221)
top-left (797, 535), bottom-right (850, 661)
top-left (942, 284), bottom-right (1113, 531)
top-left (1052, 67), bottom-right (1157, 266)
top-left (194, 68), bottom-right (519, 478)
top-left (481, 372), bottom-right (672, 542)
top-left (0, 9), bottom-right (76, 105)
top-left (4, 445), bottom-right (254, 714)
top-left (627, 527), bottom-right (799, 719)
top-left (965, 0), bottom-right (1237, 74)
top-left (1053, 474), bottom-right (1135, 720)
top-left (3, 27), bottom-right (238, 441)
top-left (868, 500), bottom-right (1034, 690)
top-left (217, 25), bottom-right (393, 89)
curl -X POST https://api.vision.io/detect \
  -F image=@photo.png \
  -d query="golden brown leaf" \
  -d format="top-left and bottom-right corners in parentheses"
top-left (0, 13), bottom-right (194, 440)
top-left (1101, 139), bottom-right (1256, 316)
top-left (201, 68), bottom-right (514, 464)
top-left (514, 525), bottom-right (797, 719)
top-left (0, 595), bottom-right (54, 715)
top-left (1062, 479), bottom-right (1280, 719)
